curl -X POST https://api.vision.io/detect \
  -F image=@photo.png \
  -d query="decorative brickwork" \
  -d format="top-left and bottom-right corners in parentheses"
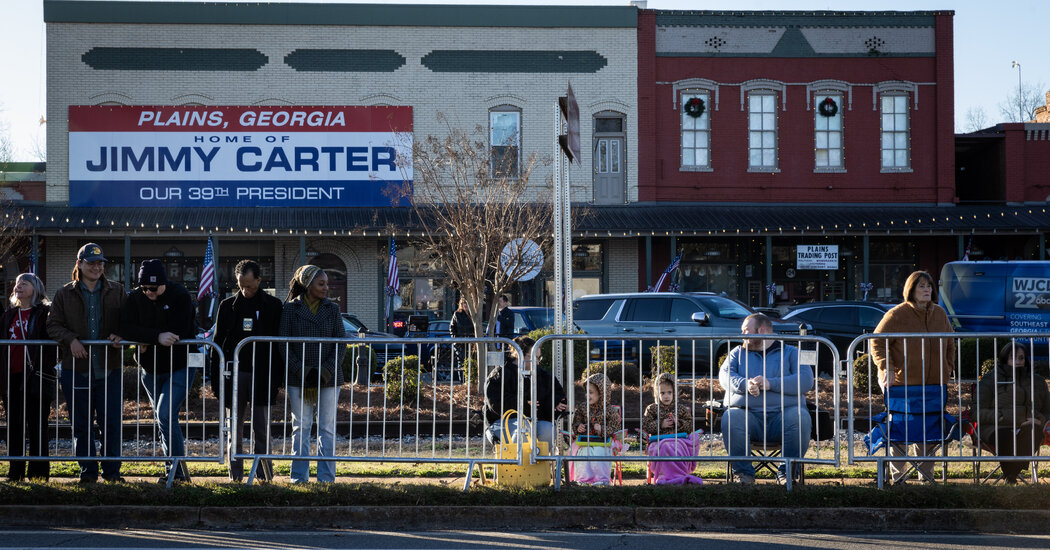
top-left (81, 47), bottom-right (267, 71)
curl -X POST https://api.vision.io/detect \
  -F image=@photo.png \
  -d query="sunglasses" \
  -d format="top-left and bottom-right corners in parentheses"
top-left (141, 286), bottom-right (160, 293)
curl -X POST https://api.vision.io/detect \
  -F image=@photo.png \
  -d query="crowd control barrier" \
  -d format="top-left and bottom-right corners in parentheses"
top-left (230, 336), bottom-right (524, 490)
top-left (529, 333), bottom-right (842, 491)
top-left (848, 332), bottom-right (1050, 488)
top-left (0, 339), bottom-right (225, 487)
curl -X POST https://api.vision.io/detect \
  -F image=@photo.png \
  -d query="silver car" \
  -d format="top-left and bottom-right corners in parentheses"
top-left (574, 292), bottom-right (806, 374)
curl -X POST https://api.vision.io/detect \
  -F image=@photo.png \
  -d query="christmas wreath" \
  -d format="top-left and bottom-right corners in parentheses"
top-left (684, 97), bottom-right (706, 118)
top-left (818, 97), bottom-right (838, 118)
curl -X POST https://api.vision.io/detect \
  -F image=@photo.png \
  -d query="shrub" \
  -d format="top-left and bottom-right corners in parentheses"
top-left (650, 345), bottom-right (677, 375)
top-left (957, 337), bottom-right (998, 380)
top-left (461, 356), bottom-right (480, 385)
top-left (582, 360), bottom-right (638, 386)
top-left (384, 355), bottom-right (420, 401)
top-left (527, 327), bottom-right (588, 378)
top-left (979, 358), bottom-right (996, 379)
top-left (853, 353), bottom-right (881, 396)
top-left (123, 345), bottom-right (138, 367)
top-left (343, 344), bottom-right (378, 385)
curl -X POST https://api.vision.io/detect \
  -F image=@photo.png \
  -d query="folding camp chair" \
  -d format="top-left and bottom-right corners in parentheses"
top-left (721, 441), bottom-right (806, 484)
top-left (962, 407), bottom-right (1042, 485)
top-left (865, 384), bottom-right (961, 485)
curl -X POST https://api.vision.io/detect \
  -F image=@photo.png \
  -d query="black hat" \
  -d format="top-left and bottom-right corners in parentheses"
top-left (137, 259), bottom-right (168, 286)
top-left (77, 243), bottom-right (107, 262)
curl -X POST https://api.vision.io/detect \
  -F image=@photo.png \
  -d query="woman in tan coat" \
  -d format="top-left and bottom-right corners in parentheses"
top-left (870, 270), bottom-right (955, 484)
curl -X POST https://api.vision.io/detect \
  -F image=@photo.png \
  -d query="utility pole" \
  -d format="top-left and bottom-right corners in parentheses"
top-left (1012, 61), bottom-right (1023, 122)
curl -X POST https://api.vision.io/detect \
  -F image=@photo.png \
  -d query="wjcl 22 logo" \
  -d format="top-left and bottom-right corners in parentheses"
top-left (1010, 277), bottom-right (1050, 310)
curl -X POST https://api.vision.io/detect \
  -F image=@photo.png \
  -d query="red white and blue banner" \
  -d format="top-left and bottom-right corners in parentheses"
top-left (68, 105), bottom-right (413, 207)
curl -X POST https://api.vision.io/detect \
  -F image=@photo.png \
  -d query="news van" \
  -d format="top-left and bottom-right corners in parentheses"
top-left (938, 261), bottom-right (1050, 334)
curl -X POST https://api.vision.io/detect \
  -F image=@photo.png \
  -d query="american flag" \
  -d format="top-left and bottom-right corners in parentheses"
top-left (198, 236), bottom-right (215, 301)
top-left (646, 253), bottom-right (682, 292)
top-left (28, 249), bottom-right (37, 275)
top-left (962, 233), bottom-right (974, 261)
top-left (385, 237), bottom-right (399, 296)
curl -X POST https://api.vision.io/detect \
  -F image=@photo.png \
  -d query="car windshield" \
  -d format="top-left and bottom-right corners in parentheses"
top-left (694, 296), bottom-right (753, 319)
top-left (523, 308), bottom-right (554, 330)
top-left (342, 315), bottom-right (366, 332)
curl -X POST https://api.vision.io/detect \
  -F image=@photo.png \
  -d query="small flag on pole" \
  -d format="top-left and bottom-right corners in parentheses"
top-left (646, 253), bottom-right (682, 292)
top-left (386, 237), bottom-right (399, 296)
top-left (198, 236), bottom-right (215, 301)
top-left (28, 249), bottom-right (37, 275)
top-left (962, 233), bottom-right (974, 261)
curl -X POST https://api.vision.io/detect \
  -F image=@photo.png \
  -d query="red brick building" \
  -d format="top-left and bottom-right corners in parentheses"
top-left (609, 9), bottom-right (1047, 306)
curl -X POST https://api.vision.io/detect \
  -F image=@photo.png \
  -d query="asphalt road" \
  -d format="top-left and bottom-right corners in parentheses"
top-left (5, 530), bottom-right (1049, 550)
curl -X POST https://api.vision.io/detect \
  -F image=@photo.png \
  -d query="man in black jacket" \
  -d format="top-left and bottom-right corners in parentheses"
top-left (495, 295), bottom-right (515, 340)
top-left (484, 336), bottom-right (567, 450)
top-left (120, 259), bottom-right (196, 483)
top-left (210, 260), bottom-right (283, 482)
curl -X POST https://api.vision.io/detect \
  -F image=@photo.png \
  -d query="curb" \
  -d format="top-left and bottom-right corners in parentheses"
top-left (2, 506), bottom-right (1049, 533)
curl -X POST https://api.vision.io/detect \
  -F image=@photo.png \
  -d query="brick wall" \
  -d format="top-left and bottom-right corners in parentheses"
top-left (605, 238), bottom-right (638, 293)
top-left (44, 238), bottom-right (77, 294)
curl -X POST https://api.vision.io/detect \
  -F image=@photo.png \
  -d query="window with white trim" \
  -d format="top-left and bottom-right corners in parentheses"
top-left (748, 93), bottom-right (777, 170)
top-left (680, 92), bottom-right (711, 170)
top-left (880, 94), bottom-right (909, 169)
top-left (814, 93), bottom-right (844, 170)
top-left (489, 106), bottom-right (520, 178)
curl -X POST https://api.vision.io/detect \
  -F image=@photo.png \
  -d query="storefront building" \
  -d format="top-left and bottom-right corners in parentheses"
top-left (624, 9), bottom-right (1050, 307)
top-left (25, 0), bottom-right (641, 327)
top-left (8, 3), bottom-right (1050, 321)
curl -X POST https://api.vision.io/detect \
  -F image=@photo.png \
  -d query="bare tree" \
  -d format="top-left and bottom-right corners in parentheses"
top-left (963, 106), bottom-right (989, 132)
top-left (394, 114), bottom-right (552, 339)
top-left (29, 134), bottom-right (46, 162)
top-left (998, 80), bottom-right (1047, 122)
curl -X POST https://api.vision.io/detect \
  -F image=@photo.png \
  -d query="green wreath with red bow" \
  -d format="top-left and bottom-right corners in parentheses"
top-left (818, 97), bottom-right (839, 117)
top-left (683, 97), bottom-right (706, 118)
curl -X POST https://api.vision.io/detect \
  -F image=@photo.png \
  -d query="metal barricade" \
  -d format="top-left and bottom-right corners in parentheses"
top-left (847, 332), bottom-right (1050, 488)
top-left (0, 339), bottom-right (225, 487)
top-left (231, 336), bottom-right (524, 490)
top-left (530, 333), bottom-right (841, 491)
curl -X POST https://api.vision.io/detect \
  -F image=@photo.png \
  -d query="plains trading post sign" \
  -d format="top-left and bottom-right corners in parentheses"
top-left (796, 244), bottom-right (839, 270)
top-left (68, 105), bottom-right (412, 207)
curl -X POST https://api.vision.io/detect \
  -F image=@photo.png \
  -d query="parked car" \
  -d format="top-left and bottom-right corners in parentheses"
top-left (573, 292), bottom-right (808, 375)
top-left (781, 301), bottom-right (894, 375)
top-left (407, 307), bottom-right (554, 372)
top-left (341, 313), bottom-right (408, 368)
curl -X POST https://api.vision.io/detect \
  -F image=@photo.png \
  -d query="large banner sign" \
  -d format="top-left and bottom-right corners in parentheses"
top-left (68, 105), bottom-right (412, 207)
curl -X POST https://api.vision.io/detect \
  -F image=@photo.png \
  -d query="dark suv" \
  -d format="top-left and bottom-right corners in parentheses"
top-left (782, 301), bottom-right (893, 374)
top-left (573, 292), bottom-right (807, 374)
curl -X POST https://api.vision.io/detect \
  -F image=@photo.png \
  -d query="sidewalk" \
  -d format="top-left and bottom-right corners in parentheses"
top-left (1, 503), bottom-right (1048, 533)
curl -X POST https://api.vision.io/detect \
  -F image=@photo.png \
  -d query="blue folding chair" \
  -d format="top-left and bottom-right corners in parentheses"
top-left (865, 384), bottom-right (961, 484)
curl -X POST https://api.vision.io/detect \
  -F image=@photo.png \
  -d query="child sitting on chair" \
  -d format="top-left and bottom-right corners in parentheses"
top-left (570, 373), bottom-right (622, 485)
top-left (641, 373), bottom-right (703, 485)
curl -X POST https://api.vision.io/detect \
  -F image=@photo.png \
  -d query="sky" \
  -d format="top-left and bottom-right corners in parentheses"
top-left (0, 0), bottom-right (1046, 160)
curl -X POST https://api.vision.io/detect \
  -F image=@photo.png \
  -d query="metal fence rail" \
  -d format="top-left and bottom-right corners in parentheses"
top-left (0, 339), bottom-right (225, 487)
top-left (530, 333), bottom-right (841, 490)
top-left (231, 336), bottom-right (524, 490)
top-left (847, 332), bottom-right (1050, 488)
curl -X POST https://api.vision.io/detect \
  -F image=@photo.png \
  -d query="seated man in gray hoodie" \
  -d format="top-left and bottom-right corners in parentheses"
top-left (719, 313), bottom-right (813, 485)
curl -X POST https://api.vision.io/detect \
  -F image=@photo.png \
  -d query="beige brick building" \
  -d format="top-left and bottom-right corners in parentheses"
top-left (37, 1), bottom-right (639, 327)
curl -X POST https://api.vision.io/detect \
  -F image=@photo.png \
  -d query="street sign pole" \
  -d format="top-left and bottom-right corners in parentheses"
top-left (553, 83), bottom-right (580, 382)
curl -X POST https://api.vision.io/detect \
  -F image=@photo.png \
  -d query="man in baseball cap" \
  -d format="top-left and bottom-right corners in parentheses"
top-left (77, 243), bottom-right (107, 263)
top-left (47, 242), bottom-right (126, 483)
